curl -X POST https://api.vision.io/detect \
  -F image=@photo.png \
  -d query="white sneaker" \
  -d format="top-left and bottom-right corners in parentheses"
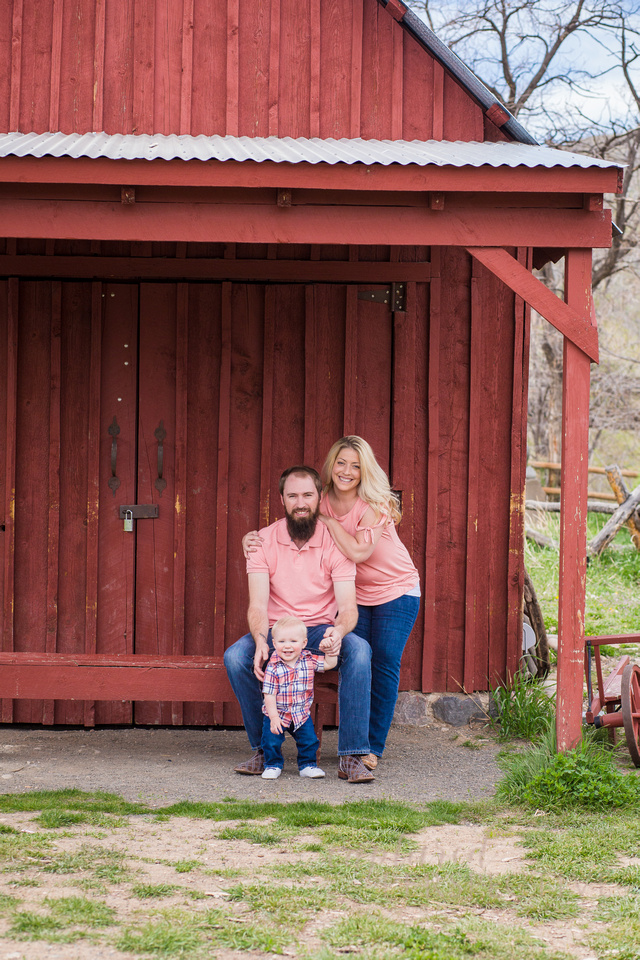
top-left (261, 767), bottom-right (282, 780)
top-left (299, 766), bottom-right (325, 778)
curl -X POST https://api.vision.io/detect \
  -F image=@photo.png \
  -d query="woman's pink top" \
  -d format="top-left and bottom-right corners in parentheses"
top-left (321, 494), bottom-right (419, 606)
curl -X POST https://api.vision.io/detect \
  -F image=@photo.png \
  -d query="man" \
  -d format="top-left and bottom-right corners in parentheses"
top-left (224, 465), bottom-right (374, 783)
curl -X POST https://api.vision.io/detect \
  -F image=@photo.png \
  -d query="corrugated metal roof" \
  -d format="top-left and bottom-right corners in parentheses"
top-left (0, 131), bottom-right (619, 170)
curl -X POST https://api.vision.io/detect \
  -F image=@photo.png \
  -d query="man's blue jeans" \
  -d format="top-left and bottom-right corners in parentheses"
top-left (355, 594), bottom-right (420, 758)
top-left (261, 714), bottom-right (319, 771)
top-left (224, 626), bottom-right (371, 756)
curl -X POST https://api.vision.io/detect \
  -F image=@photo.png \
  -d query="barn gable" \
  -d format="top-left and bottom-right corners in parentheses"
top-left (0, 0), bottom-right (520, 143)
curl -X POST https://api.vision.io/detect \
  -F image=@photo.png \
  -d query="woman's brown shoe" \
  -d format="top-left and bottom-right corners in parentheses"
top-left (362, 753), bottom-right (378, 770)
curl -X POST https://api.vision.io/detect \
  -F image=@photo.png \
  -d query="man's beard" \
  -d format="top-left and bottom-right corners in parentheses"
top-left (286, 506), bottom-right (320, 542)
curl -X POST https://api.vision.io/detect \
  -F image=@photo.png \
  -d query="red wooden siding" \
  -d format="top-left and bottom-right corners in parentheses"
top-left (0, 242), bottom-right (524, 722)
top-left (0, 0), bottom-right (498, 142)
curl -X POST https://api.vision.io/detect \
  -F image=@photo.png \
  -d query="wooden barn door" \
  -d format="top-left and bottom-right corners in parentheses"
top-left (0, 279), bottom-right (223, 726)
top-left (97, 283), bottom-right (188, 726)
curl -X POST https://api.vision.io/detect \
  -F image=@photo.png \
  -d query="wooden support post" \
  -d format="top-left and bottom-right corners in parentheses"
top-left (557, 249), bottom-right (594, 752)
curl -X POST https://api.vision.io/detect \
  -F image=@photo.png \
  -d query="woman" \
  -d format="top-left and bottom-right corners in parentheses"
top-left (243, 436), bottom-right (420, 770)
top-left (318, 437), bottom-right (420, 769)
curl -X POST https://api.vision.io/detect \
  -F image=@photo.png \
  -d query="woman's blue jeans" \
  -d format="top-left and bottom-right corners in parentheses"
top-left (224, 625), bottom-right (371, 756)
top-left (356, 593), bottom-right (420, 758)
top-left (261, 714), bottom-right (319, 771)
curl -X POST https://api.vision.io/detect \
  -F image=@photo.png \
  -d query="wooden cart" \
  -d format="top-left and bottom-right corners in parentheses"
top-left (584, 635), bottom-right (640, 765)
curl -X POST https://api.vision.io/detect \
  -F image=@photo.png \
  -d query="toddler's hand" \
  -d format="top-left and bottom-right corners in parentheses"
top-left (270, 717), bottom-right (284, 735)
top-left (319, 638), bottom-right (331, 652)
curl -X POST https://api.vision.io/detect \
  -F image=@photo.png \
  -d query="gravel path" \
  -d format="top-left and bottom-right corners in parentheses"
top-left (0, 723), bottom-right (501, 805)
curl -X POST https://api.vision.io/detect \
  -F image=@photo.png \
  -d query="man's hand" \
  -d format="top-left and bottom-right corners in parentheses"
top-left (242, 530), bottom-right (263, 559)
top-left (321, 626), bottom-right (343, 657)
top-left (253, 636), bottom-right (270, 681)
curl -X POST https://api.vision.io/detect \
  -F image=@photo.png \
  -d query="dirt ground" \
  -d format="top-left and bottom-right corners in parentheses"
top-left (0, 722), bottom-right (501, 805)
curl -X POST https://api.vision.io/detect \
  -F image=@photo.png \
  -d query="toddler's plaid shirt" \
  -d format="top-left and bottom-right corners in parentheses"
top-left (262, 650), bottom-right (325, 730)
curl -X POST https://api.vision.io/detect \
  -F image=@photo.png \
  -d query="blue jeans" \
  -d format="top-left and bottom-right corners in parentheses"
top-left (261, 714), bottom-right (319, 770)
top-left (356, 593), bottom-right (420, 758)
top-left (224, 625), bottom-right (371, 756)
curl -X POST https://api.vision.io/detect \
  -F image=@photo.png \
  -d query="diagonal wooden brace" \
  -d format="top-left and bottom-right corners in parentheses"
top-left (466, 246), bottom-right (598, 362)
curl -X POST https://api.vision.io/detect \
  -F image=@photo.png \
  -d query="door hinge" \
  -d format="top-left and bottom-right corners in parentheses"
top-left (358, 283), bottom-right (406, 312)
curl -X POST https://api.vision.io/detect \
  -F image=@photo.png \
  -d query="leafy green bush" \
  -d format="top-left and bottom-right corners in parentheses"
top-left (498, 730), bottom-right (640, 811)
top-left (522, 749), bottom-right (640, 811)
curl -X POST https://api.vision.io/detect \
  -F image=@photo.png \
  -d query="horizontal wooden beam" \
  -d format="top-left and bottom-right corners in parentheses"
top-left (0, 155), bottom-right (621, 194)
top-left (0, 254), bottom-right (431, 282)
top-left (0, 653), bottom-right (234, 702)
top-left (466, 246), bottom-right (599, 361)
top-left (0, 199), bottom-right (613, 248)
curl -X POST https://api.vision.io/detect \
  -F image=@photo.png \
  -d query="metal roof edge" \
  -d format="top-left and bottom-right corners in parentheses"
top-left (379, 0), bottom-right (538, 146)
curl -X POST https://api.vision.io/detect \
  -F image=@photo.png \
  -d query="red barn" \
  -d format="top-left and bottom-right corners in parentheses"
top-left (0, 0), bottom-right (619, 741)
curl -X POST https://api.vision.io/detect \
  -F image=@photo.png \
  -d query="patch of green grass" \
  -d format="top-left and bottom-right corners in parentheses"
top-left (321, 914), bottom-right (480, 959)
top-left (7, 910), bottom-right (69, 942)
top-left (173, 859), bottom-right (202, 873)
top-left (132, 883), bottom-right (179, 899)
top-left (0, 829), bottom-right (54, 871)
top-left (35, 809), bottom-right (90, 829)
top-left (459, 915), bottom-right (574, 960)
top-left (7, 896), bottom-right (113, 944)
top-left (0, 891), bottom-right (19, 913)
top-left (227, 880), bottom-right (328, 927)
top-left (45, 895), bottom-right (116, 927)
top-left (216, 823), bottom-right (289, 845)
top-left (42, 844), bottom-right (130, 883)
top-left (589, 918), bottom-right (640, 960)
top-left (117, 917), bottom-right (204, 956)
top-left (498, 874), bottom-right (580, 921)
top-left (202, 909), bottom-right (292, 952)
top-left (491, 673), bottom-right (556, 742)
top-left (0, 788), bottom-right (150, 817)
top-left (526, 510), bottom-right (640, 635)
top-left (520, 818), bottom-right (640, 884)
top-left (595, 894), bottom-right (640, 922)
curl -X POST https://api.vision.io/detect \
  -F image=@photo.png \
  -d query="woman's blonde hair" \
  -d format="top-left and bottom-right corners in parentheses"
top-left (322, 436), bottom-right (401, 524)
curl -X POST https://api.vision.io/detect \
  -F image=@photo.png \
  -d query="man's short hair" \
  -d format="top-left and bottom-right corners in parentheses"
top-left (272, 616), bottom-right (308, 639)
top-left (278, 465), bottom-right (322, 497)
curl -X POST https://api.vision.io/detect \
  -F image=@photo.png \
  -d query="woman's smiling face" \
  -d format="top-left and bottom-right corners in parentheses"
top-left (332, 447), bottom-right (361, 493)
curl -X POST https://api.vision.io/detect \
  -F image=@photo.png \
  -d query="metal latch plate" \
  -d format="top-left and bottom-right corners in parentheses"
top-left (119, 504), bottom-right (159, 519)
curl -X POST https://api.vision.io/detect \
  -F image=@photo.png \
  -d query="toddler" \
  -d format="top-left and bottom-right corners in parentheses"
top-left (261, 616), bottom-right (337, 779)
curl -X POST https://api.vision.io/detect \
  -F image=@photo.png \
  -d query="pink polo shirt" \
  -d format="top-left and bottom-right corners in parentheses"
top-left (246, 517), bottom-right (356, 627)
top-left (321, 494), bottom-right (419, 606)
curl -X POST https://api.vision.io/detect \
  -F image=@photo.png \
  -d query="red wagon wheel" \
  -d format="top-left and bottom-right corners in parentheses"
top-left (621, 663), bottom-right (640, 767)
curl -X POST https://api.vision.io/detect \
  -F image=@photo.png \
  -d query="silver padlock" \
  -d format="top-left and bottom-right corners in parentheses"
top-left (124, 509), bottom-right (133, 532)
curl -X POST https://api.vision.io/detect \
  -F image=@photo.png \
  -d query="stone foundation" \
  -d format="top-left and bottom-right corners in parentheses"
top-left (392, 691), bottom-right (496, 727)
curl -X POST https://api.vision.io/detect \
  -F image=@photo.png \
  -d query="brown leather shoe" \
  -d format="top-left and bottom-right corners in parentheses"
top-left (362, 753), bottom-right (378, 770)
top-left (338, 755), bottom-right (375, 783)
top-left (234, 750), bottom-right (265, 775)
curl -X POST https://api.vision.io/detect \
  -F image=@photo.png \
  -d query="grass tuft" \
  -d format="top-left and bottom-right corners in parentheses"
top-left (491, 673), bottom-right (555, 742)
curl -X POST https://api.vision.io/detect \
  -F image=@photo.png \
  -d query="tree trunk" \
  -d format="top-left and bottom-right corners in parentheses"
top-left (605, 464), bottom-right (640, 551)
top-left (588, 483), bottom-right (640, 555)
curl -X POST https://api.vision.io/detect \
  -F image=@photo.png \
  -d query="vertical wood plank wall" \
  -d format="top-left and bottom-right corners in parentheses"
top-left (0, 0), bottom-right (506, 141)
top-left (0, 243), bottom-right (525, 723)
